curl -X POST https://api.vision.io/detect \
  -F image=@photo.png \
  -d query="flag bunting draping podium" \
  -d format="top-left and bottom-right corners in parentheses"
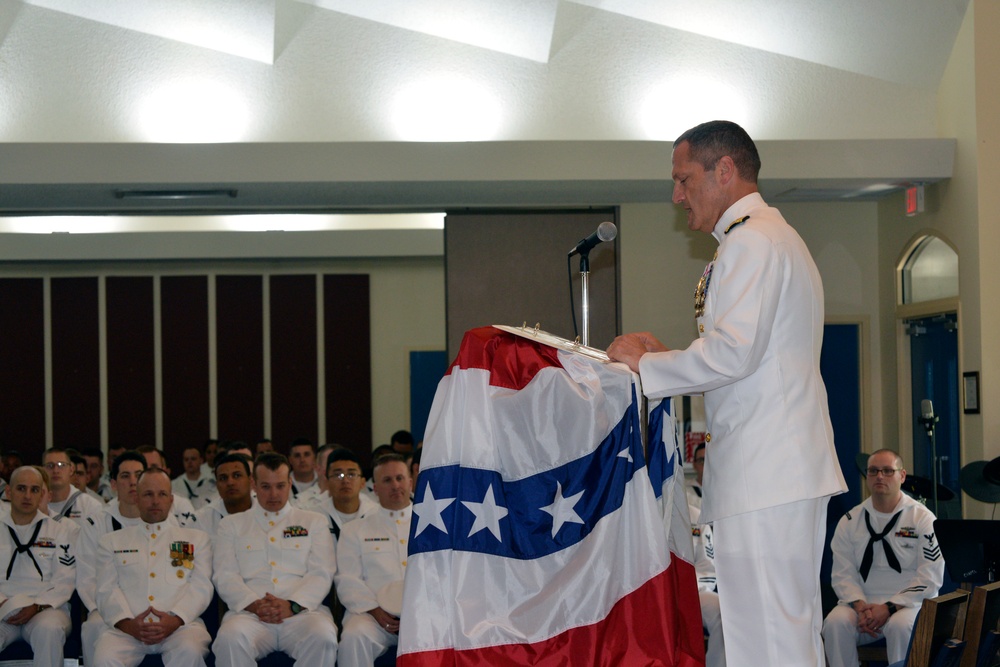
top-left (398, 326), bottom-right (704, 666)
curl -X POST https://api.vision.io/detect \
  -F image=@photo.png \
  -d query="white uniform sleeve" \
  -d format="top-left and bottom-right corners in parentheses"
top-left (36, 520), bottom-right (79, 609)
top-left (889, 509), bottom-right (944, 609)
top-left (77, 516), bottom-right (102, 610)
top-left (96, 532), bottom-right (134, 627)
top-left (212, 515), bottom-right (260, 612)
top-left (639, 228), bottom-right (782, 398)
top-left (334, 520), bottom-right (378, 614)
top-left (284, 513), bottom-right (335, 611)
top-left (829, 512), bottom-right (867, 605)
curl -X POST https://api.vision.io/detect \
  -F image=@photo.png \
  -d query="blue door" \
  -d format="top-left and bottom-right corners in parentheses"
top-left (906, 313), bottom-right (961, 518)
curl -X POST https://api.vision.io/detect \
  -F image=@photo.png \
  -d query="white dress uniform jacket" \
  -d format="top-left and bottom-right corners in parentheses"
top-left (193, 496), bottom-right (257, 539)
top-left (49, 488), bottom-right (105, 528)
top-left (97, 522), bottom-right (213, 627)
top-left (212, 503), bottom-right (338, 667)
top-left (292, 484), bottom-right (325, 511)
top-left (172, 474), bottom-right (217, 511)
top-left (0, 510), bottom-right (79, 667)
top-left (79, 501), bottom-right (185, 666)
top-left (824, 494), bottom-right (944, 666)
top-left (829, 494), bottom-right (944, 607)
top-left (94, 522), bottom-right (213, 666)
top-left (314, 494), bottom-right (379, 546)
top-left (637, 192), bottom-right (847, 523)
top-left (335, 505), bottom-right (411, 667)
top-left (213, 503), bottom-right (334, 612)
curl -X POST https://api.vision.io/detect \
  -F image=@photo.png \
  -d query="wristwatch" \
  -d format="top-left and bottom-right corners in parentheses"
top-left (289, 601), bottom-right (305, 615)
top-left (885, 601), bottom-right (898, 616)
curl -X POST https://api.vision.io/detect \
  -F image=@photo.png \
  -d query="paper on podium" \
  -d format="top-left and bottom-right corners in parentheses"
top-left (493, 324), bottom-right (610, 363)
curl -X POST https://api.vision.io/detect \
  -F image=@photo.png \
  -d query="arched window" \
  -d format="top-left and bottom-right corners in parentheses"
top-left (900, 235), bottom-right (958, 304)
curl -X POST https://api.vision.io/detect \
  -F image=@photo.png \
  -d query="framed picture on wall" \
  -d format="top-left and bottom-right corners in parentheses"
top-left (963, 371), bottom-right (980, 414)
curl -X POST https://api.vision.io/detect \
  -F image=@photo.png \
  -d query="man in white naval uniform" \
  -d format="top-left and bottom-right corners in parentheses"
top-left (690, 505), bottom-right (725, 667)
top-left (336, 454), bottom-right (412, 667)
top-left (823, 449), bottom-right (944, 667)
top-left (685, 443), bottom-right (706, 510)
top-left (94, 469), bottom-right (213, 667)
top-left (293, 444), bottom-right (340, 511)
top-left (212, 452), bottom-right (338, 667)
top-left (313, 449), bottom-right (378, 546)
top-left (0, 466), bottom-right (79, 667)
top-left (137, 447), bottom-right (198, 523)
top-left (608, 120), bottom-right (846, 667)
top-left (171, 448), bottom-right (216, 511)
top-left (193, 452), bottom-right (255, 538)
top-left (80, 451), bottom-right (155, 667)
top-left (44, 448), bottom-right (104, 528)
top-left (288, 439), bottom-right (322, 502)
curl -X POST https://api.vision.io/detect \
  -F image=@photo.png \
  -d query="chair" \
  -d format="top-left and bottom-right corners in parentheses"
top-left (894, 589), bottom-right (971, 667)
top-left (959, 581), bottom-right (1000, 667)
top-left (858, 638), bottom-right (889, 666)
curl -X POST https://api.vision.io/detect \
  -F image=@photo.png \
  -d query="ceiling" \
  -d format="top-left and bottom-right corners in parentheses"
top-left (0, 0), bottom-right (972, 211)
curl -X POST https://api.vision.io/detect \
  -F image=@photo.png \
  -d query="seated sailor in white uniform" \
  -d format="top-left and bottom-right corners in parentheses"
top-left (335, 453), bottom-right (412, 667)
top-left (823, 449), bottom-right (945, 667)
top-left (94, 468), bottom-right (213, 667)
top-left (0, 466), bottom-right (79, 667)
top-left (212, 452), bottom-right (338, 667)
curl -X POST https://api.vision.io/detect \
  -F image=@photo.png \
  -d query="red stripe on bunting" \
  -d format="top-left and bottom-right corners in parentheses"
top-left (446, 326), bottom-right (562, 391)
top-left (397, 560), bottom-right (705, 667)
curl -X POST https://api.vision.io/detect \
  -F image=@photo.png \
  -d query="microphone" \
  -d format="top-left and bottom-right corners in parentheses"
top-left (919, 398), bottom-right (938, 433)
top-left (568, 221), bottom-right (617, 257)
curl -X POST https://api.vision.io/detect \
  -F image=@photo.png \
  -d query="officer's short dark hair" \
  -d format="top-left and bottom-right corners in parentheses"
top-left (111, 450), bottom-right (147, 479)
top-left (288, 438), bottom-right (316, 454)
top-left (674, 120), bottom-right (761, 183)
top-left (326, 448), bottom-right (363, 478)
top-left (254, 452), bottom-right (290, 479)
top-left (214, 452), bottom-right (252, 477)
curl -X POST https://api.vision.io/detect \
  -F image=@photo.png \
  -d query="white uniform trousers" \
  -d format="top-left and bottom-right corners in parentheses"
top-left (0, 606), bottom-right (71, 667)
top-left (82, 609), bottom-right (105, 667)
top-left (822, 603), bottom-right (918, 667)
top-left (93, 619), bottom-right (211, 667)
top-left (338, 611), bottom-right (398, 667)
top-left (212, 608), bottom-right (338, 667)
top-left (700, 591), bottom-right (726, 667)
top-left (713, 496), bottom-right (828, 667)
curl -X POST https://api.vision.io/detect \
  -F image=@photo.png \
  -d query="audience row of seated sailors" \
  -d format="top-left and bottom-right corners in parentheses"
top-left (687, 446), bottom-right (946, 667)
top-left (0, 447), bottom-right (415, 667)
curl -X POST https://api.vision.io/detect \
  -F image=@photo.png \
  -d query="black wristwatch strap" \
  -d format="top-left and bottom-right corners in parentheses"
top-left (885, 601), bottom-right (898, 616)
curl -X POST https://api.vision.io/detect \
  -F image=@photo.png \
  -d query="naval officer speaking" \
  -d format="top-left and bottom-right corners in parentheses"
top-left (608, 120), bottom-right (846, 667)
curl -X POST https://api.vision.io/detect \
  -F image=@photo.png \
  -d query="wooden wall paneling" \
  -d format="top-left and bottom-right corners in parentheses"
top-left (269, 274), bottom-right (319, 449)
top-left (50, 277), bottom-right (100, 449)
top-left (323, 274), bottom-right (372, 467)
top-left (106, 276), bottom-right (156, 450)
top-left (444, 210), bottom-right (619, 359)
top-left (0, 278), bottom-right (46, 455)
top-left (216, 275), bottom-right (265, 444)
top-left (161, 275), bottom-right (210, 470)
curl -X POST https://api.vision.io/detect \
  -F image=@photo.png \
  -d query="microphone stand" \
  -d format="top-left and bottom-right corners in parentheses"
top-left (921, 415), bottom-right (940, 514)
top-left (578, 250), bottom-right (592, 347)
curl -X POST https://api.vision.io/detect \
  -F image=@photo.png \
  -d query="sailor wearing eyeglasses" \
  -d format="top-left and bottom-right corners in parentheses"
top-left (314, 450), bottom-right (378, 546)
top-left (43, 449), bottom-right (104, 529)
top-left (823, 449), bottom-right (945, 667)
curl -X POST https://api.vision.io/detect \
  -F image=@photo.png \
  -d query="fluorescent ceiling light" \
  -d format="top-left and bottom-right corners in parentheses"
top-left (0, 213), bottom-right (446, 234)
